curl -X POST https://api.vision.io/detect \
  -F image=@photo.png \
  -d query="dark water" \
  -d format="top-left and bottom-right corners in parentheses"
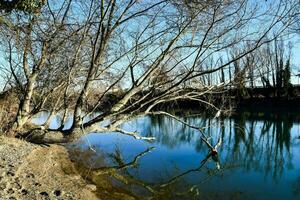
top-left (67, 111), bottom-right (300, 200)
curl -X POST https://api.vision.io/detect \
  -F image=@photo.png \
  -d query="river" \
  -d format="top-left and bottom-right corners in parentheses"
top-left (35, 110), bottom-right (300, 199)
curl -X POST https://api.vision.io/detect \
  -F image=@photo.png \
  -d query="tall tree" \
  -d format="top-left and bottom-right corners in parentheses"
top-left (0, 0), bottom-right (298, 144)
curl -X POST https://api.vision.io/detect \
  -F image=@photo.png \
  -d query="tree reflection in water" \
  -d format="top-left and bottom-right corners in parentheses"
top-left (68, 111), bottom-right (300, 199)
top-left (136, 113), bottom-right (295, 181)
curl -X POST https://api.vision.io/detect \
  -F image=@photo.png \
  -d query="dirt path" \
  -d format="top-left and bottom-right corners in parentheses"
top-left (0, 136), bottom-right (98, 200)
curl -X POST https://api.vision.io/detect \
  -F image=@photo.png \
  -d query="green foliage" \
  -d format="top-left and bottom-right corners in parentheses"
top-left (283, 59), bottom-right (292, 96)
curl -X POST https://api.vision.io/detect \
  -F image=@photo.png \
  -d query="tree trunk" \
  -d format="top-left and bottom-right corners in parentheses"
top-left (14, 74), bottom-right (37, 130)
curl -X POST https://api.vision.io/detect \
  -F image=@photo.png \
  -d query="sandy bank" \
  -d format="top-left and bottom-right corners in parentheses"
top-left (0, 136), bottom-right (98, 200)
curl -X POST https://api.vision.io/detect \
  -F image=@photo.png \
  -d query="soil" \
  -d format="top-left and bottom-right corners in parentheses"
top-left (0, 135), bottom-right (99, 200)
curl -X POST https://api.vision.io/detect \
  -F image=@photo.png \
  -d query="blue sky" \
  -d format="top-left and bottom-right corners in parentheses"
top-left (289, 35), bottom-right (300, 84)
top-left (0, 0), bottom-right (300, 89)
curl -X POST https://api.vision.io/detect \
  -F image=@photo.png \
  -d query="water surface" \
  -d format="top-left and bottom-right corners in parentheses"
top-left (67, 111), bottom-right (300, 199)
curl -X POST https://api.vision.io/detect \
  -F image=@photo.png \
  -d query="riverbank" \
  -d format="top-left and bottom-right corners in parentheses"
top-left (0, 135), bottom-right (100, 200)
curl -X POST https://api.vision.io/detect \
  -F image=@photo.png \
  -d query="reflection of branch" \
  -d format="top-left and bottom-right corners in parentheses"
top-left (93, 147), bottom-right (157, 194)
top-left (120, 147), bottom-right (155, 170)
top-left (151, 111), bottom-right (220, 151)
top-left (159, 152), bottom-right (212, 188)
top-left (214, 136), bottom-right (222, 150)
top-left (93, 147), bottom-right (155, 175)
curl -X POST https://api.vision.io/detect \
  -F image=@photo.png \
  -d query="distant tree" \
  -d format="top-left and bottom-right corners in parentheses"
top-left (283, 58), bottom-right (292, 97)
top-left (274, 39), bottom-right (284, 91)
top-left (232, 52), bottom-right (247, 99)
top-left (258, 38), bottom-right (292, 97)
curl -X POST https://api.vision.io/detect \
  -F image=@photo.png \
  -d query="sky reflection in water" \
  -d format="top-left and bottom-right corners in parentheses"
top-left (68, 112), bottom-right (300, 200)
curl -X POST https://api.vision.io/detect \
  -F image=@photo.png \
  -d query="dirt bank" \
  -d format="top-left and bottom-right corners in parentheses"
top-left (0, 136), bottom-right (98, 200)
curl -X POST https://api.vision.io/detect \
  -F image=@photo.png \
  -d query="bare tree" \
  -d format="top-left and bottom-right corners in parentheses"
top-left (0, 0), bottom-right (298, 150)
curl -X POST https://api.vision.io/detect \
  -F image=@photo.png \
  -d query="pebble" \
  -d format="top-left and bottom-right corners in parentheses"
top-left (85, 184), bottom-right (97, 192)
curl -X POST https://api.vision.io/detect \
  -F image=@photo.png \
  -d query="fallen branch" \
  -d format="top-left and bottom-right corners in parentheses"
top-left (115, 128), bottom-right (156, 141)
top-left (150, 111), bottom-right (215, 150)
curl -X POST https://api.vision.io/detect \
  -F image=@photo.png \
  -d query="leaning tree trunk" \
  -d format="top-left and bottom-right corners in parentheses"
top-left (13, 74), bottom-right (37, 130)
